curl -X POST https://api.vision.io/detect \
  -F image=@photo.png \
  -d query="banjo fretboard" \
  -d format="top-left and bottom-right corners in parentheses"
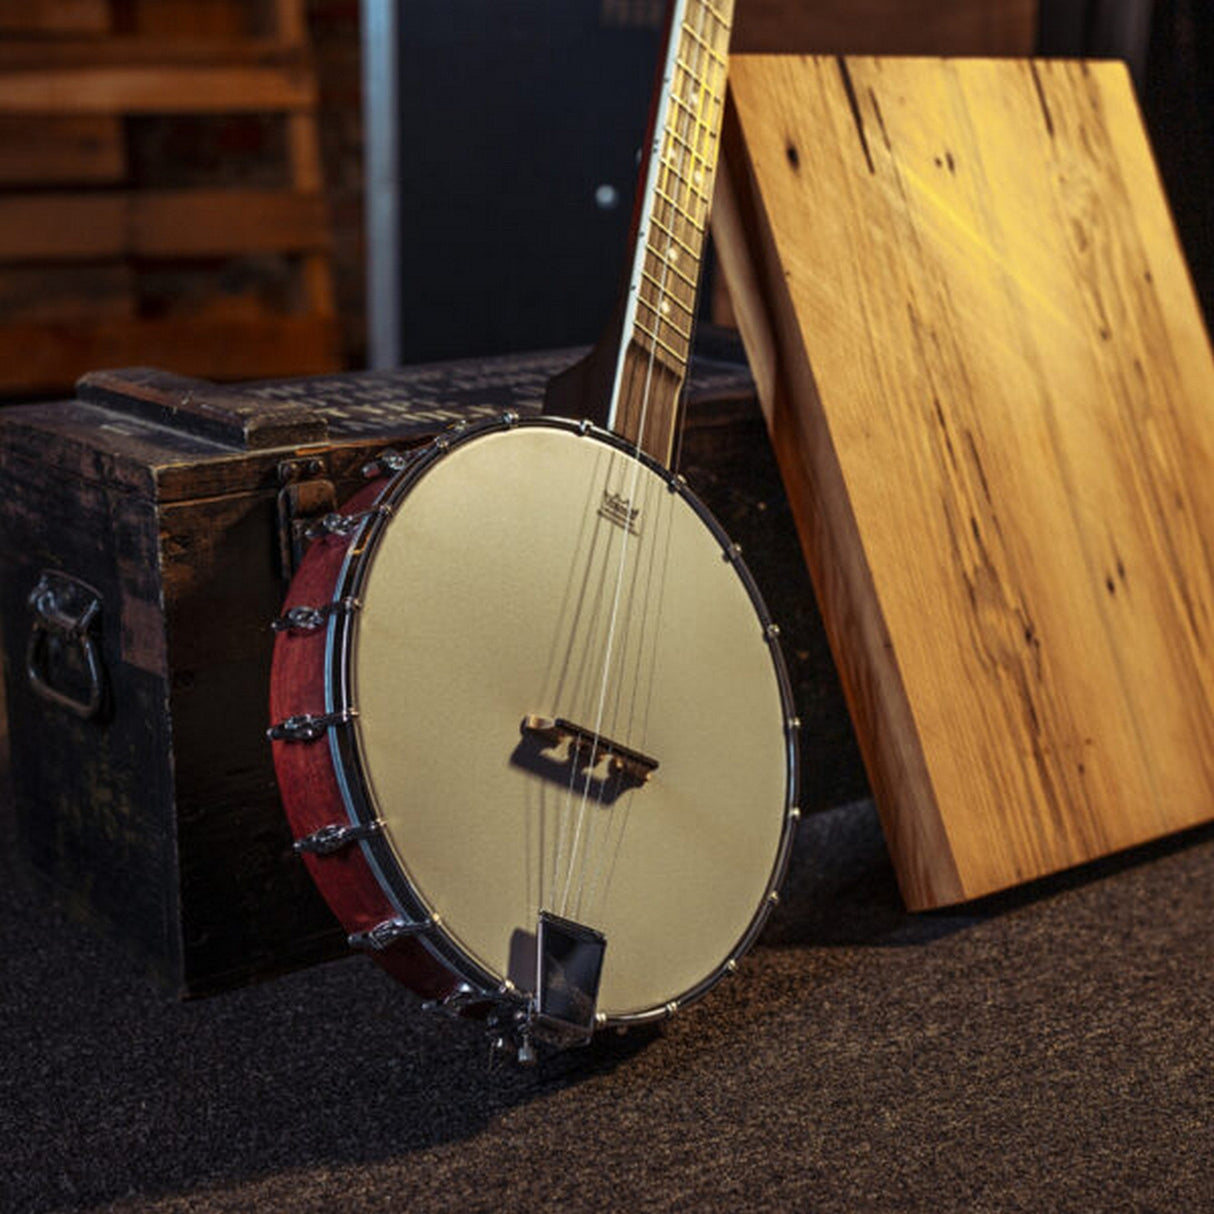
top-left (606, 0), bottom-right (734, 465)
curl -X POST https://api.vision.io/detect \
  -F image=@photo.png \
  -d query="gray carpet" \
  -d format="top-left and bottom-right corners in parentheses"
top-left (3, 795), bottom-right (1212, 1213)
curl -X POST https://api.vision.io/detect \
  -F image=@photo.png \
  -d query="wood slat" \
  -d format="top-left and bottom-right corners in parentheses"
top-left (0, 315), bottom-right (341, 395)
top-left (270, 0), bottom-right (307, 45)
top-left (0, 0), bottom-right (110, 35)
top-left (715, 56), bottom-right (1214, 908)
top-left (0, 38), bottom-right (306, 69)
top-left (124, 0), bottom-right (256, 39)
top-left (0, 115), bottom-right (123, 185)
top-left (0, 265), bottom-right (134, 322)
top-left (0, 63), bottom-right (316, 114)
top-left (0, 190), bottom-right (331, 260)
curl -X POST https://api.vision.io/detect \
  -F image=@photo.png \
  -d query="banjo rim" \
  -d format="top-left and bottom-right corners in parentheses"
top-left (313, 413), bottom-right (800, 1027)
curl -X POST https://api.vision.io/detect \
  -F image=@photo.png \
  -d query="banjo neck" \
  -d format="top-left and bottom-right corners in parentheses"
top-left (546, 0), bottom-right (734, 468)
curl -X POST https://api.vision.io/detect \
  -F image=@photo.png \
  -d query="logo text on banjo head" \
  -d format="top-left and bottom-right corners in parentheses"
top-left (598, 490), bottom-right (642, 535)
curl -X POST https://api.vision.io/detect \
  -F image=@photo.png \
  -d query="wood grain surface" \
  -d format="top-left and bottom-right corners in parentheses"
top-left (714, 56), bottom-right (1214, 908)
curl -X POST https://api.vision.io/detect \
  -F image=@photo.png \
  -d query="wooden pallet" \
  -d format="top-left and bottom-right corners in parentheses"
top-left (0, 0), bottom-right (340, 397)
top-left (714, 55), bottom-right (1214, 909)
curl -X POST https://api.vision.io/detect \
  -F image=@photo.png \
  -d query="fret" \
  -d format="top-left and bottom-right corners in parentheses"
top-left (642, 246), bottom-right (700, 292)
top-left (654, 203), bottom-right (705, 256)
top-left (636, 285), bottom-right (693, 329)
top-left (636, 292), bottom-right (694, 343)
top-left (672, 79), bottom-right (724, 128)
top-left (639, 295), bottom-right (694, 342)
top-left (664, 99), bottom-right (712, 165)
top-left (656, 161), bottom-right (711, 218)
top-left (647, 246), bottom-right (704, 299)
top-left (675, 54), bottom-right (726, 97)
top-left (652, 182), bottom-right (708, 232)
top-left (698, 0), bottom-right (732, 28)
top-left (648, 216), bottom-right (705, 271)
top-left (667, 90), bottom-right (723, 144)
top-left (636, 310), bottom-right (694, 356)
top-left (643, 244), bottom-right (701, 298)
top-left (650, 200), bottom-right (708, 259)
top-left (662, 123), bottom-right (712, 175)
top-left (672, 39), bottom-right (725, 109)
top-left (631, 315), bottom-right (688, 366)
top-left (681, 20), bottom-right (727, 68)
top-left (637, 271), bottom-right (694, 318)
top-left (646, 213), bottom-right (700, 262)
top-left (642, 252), bottom-right (697, 298)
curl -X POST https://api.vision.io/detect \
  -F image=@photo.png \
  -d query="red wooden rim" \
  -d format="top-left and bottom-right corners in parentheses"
top-left (269, 478), bottom-right (455, 1001)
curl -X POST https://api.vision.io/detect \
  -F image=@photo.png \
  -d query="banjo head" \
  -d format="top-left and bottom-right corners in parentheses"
top-left (291, 416), bottom-right (798, 1028)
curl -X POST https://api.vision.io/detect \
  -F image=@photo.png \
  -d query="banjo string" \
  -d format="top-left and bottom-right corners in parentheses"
top-left (560, 0), bottom-right (712, 920)
top-left (579, 466), bottom-right (675, 922)
top-left (572, 467), bottom-right (664, 922)
top-left (548, 505), bottom-right (618, 913)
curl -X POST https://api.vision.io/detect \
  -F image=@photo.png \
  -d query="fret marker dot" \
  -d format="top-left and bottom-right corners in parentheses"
top-left (594, 184), bottom-right (620, 210)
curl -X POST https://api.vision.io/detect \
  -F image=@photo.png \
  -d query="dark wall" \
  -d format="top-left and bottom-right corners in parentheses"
top-left (377, 2), bottom-right (1214, 365)
top-left (1039, 0), bottom-right (1214, 329)
top-left (396, 1), bottom-right (663, 363)
top-left (1143, 0), bottom-right (1214, 328)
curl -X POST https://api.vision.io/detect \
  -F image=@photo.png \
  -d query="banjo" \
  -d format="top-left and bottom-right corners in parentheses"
top-left (269, 0), bottom-right (798, 1060)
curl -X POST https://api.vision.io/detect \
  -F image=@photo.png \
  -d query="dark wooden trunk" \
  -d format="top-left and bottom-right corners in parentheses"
top-left (0, 349), bottom-right (864, 996)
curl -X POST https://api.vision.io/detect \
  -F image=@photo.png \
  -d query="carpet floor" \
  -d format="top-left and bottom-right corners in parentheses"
top-left (2, 796), bottom-right (1212, 1213)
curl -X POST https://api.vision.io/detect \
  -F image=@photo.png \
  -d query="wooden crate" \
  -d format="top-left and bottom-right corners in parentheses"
top-left (0, 0), bottom-right (340, 397)
top-left (0, 350), bottom-right (837, 994)
top-left (714, 55), bottom-right (1214, 908)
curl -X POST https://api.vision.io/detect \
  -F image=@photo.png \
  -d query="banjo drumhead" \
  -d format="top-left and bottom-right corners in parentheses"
top-left (343, 423), bottom-right (793, 1020)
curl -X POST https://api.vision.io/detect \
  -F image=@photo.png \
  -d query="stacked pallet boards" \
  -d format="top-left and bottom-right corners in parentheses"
top-left (0, 0), bottom-right (340, 397)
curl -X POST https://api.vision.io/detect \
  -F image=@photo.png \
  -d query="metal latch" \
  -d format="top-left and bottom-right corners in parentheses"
top-left (26, 571), bottom-right (107, 720)
top-left (277, 456), bottom-right (337, 580)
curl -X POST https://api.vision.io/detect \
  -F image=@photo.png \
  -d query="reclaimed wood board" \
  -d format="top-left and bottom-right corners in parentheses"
top-left (0, 316), bottom-right (340, 396)
top-left (0, 1), bottom-right (337, 397)
top-left (0, 116), bottom-right (123, 186)
top-left (0, 190), bottom-right (330, 261)
top-left (714, 56), bottom-right (1214, 908)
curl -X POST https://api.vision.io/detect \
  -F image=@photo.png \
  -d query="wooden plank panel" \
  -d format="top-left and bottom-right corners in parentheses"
top-left (0, 115), bottom-right (124, 185)
top-left (0, 315), bottom-right (341, 396)
top-left (716, 57), bottom-right (1214, 908)
top-left (0, 190), bottom-right (331, 260)
top-left (731, 0), bottom-right (1038, 55)
top-left (0, 64), bottom-right (315, 114)
top-left (0, 0), bottom-right (110, 35)
top-left (126, 0), bottom-right (253, 38)
top-left (270, 0), bottom-right (307, 44)
top-left (0, 265), bottom-right (134, 322)
top-left (0, 39), bottom-right (303, 69)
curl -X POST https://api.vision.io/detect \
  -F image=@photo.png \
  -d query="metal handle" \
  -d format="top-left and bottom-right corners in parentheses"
top-left (26, 571), bottom-right (106, 720)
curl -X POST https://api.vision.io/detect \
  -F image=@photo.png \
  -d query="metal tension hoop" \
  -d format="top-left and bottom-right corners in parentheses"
top-left (294, 819), bottom-right (382, 856)
top-left (270, 597), bottom-right (361, 634)
top-left (267, 709), bottom-right (357, 743)
top-left (348, 917), bottom-right (432, 952)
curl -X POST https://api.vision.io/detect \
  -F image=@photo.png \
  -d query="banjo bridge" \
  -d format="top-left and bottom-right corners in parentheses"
top-left (520, 715), bottom-right (658, 785)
